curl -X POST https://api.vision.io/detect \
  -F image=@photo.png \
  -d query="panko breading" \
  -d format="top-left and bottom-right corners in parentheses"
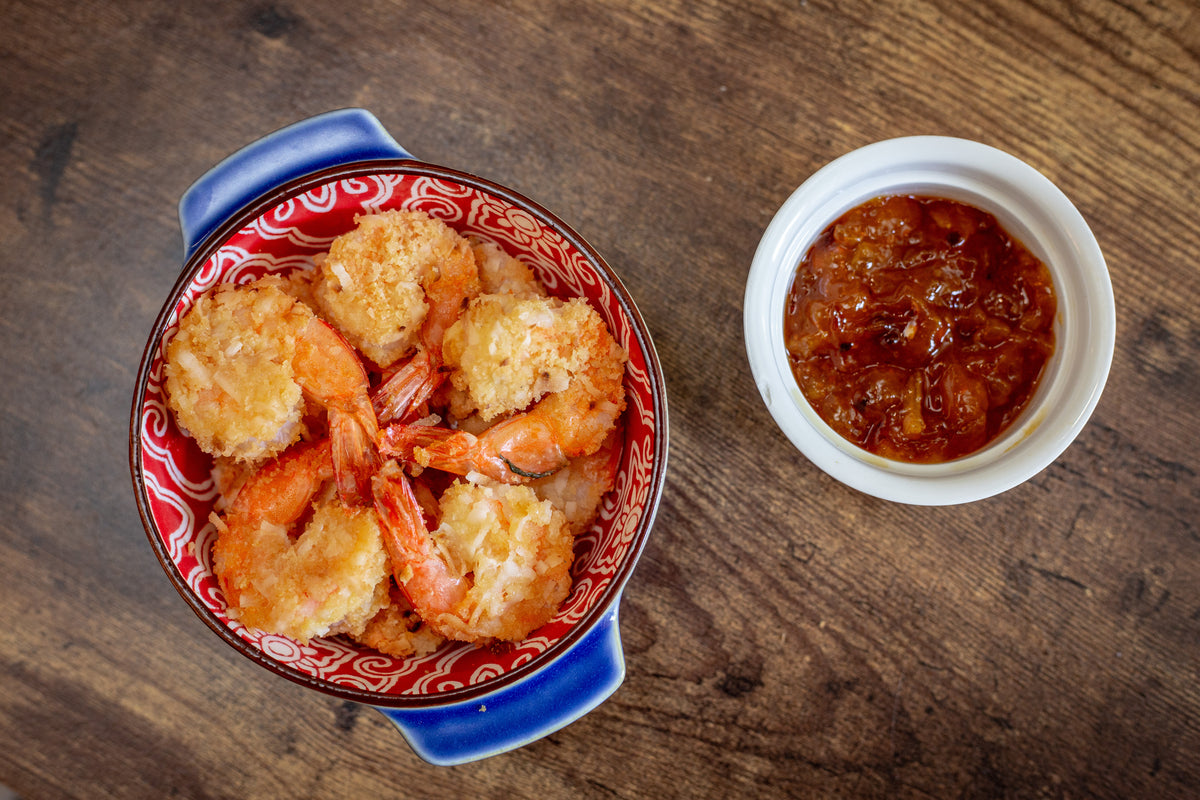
top-left (353, 585), bottom-right (445, 658)
top-left (165, 276), bottom-right (312, 462)
top-left (442, 293), bottom-right (603, 422)
top-left (425, 481), bottom-right (574, 644)
top-left (314, 210), bottom-right (476, 368)
top-left (531, 427), bottom-right (622, 536)
top-left (471, 239), bottom-right (546, 298)
top-left (273, 265), bottom-right (323, 312)
top-left (215, 496), bottom-right (391, 643)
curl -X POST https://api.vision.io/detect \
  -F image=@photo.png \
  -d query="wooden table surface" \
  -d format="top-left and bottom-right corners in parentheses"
top-left (3, 0), bottom-right (1198, 797)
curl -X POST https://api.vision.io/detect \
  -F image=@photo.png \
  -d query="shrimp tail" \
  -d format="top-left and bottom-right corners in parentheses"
top-left (329, 400), bottom-right (382, 506)
top-left (379, 421), bottom-right (567, 483)
top-left (293, 316), bottom-right (382, 506)
top-left (371, 468), bottom-right (469, 618)
top-left (378, 421), bottom-right (450, 462)
top-left (371, 348), bottom-right (445, 425)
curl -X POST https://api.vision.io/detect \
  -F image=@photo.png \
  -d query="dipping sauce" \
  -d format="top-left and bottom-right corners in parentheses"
top-left (783, 195), bottom-right (1057, 463)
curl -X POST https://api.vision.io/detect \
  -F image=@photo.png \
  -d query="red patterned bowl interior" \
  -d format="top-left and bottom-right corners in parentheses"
top-left (133, 163), bottom-right (664, 705)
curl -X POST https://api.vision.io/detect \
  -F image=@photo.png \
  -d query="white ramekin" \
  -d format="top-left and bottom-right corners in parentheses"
top-left (743, 136), bottom-right (1115, 505)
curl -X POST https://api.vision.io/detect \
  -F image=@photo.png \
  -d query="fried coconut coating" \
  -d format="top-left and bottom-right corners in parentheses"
top-left (164, 277), bottom-right (312, 462)
top-left (353, 585), bottom-right (445, 659)
top-left (314, 209), bottom-right (476, 368)
top-left (214, 496), bottom-right (391, 644)
top-left (426, 481), bottom-right (574, 644)
top-left (470, 239), bottom-right (547, 298)
top-left (441, 293), bottom-right (609, 422)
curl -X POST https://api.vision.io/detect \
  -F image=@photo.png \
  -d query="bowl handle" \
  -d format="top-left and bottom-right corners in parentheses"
top-left (377, 603), bottom-right (627, 766)
top-left (177, 108), bottom-right (412, 259)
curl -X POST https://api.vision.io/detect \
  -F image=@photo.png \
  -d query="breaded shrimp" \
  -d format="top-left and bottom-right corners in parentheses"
top-left (440, 293), bottom-right (602, 422)
top-left (165, 276), bottom-right (380, 505)
top-left (352, 584), bottom-right (445, 659)
top-left (530, 425), bottom-right (623, 536)
top-left (165, 277), bottom-right (311, 462)
top-left (212, 440), bottom-right (391, 643)
top-left (372, 465), bottom-right (574, 645)
top-left (379, 295), bottom-right (628, 482)
top-left (392, 242), bottom-right (546, 424)
top-left (370, 218), bottom-right (482, 424)
top-left (470, 239), bottom-right (546, 298)
top-left (314, 210), bottom-right (478, 369)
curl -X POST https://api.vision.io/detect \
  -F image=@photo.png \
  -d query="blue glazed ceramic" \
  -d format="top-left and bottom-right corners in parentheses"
top-left (131, 108), bottom-right (668, 765)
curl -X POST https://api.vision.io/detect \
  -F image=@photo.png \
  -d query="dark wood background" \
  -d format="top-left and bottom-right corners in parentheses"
top-left (3, 0), bottom-right (1197, 797)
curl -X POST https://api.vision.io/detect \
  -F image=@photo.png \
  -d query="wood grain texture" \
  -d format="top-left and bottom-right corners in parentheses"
top-left (1, 0), bottom-right (1197, 797)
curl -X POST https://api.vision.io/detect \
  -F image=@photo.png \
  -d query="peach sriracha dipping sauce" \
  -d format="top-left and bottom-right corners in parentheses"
top-left (783, 195), bottom-right (1057, 463)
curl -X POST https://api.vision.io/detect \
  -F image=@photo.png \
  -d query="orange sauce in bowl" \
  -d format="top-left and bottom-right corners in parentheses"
top-left (783, 195), bottom-right (1057, 463)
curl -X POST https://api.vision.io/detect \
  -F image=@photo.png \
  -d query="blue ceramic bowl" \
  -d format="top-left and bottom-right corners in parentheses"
top-left (130, 109), bottom-right (668, 765)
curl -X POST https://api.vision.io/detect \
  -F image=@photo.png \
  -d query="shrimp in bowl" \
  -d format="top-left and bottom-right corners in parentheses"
top-left (372, 464), bottom-right (575, 646)
top-left (163, 275), bottom-right (380, 505)
top-left (154, 208), bottom-right (630, 657)
top-left (366, 284), bottom-right (629, 647)
top-left (211, 439), bottom-right (391, 643)
top-left (134, 115), bottom-right (666, 764)
top-left (378, 291), bottom-right (628, 483)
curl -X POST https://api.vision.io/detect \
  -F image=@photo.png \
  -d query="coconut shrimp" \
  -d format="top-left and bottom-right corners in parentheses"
top-left (373, 237), bottom-right (557, 425)
top-left (372, 465), bottom-right (574, 645)
top-left (470, 239), bottom-right (546, 298)
top-left (378, 293), bottom-right (628, 482)
top-left (212, 439), bottom-right (391, 643)
top-left (353, 584), bottom-right (446, 659)
top-left (371, 221), bottom-right (482, 424)
top-left (164, 276), bottom-right (381, 505)
top-left (314, 209), bottom-right (479, 370)
top-left (529, 425), bottom-right (623, 536)
top-left (443, 293), bottom-right (611, 423)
